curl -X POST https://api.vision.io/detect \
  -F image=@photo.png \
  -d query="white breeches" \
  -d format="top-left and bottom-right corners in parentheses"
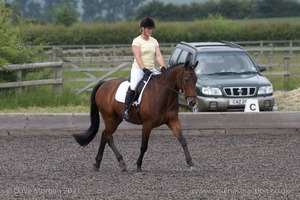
top-left (129, 67), bottom-right (160, 90)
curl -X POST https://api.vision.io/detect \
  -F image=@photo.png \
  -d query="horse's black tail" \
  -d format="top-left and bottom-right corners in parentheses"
top-left (73, 81), bottom-right (105, 146)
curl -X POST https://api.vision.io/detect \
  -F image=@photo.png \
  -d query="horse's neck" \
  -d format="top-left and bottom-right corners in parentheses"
top-left (155, 67), bottom-right (181, 92)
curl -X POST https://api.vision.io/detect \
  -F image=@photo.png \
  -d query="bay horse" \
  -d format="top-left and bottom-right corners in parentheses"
top-left (73, 60), bottom-right (198, 172)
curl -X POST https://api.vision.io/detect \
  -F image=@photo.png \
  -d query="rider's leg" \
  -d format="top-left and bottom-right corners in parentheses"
top-left (123, 87), bottom-right (135, 120)
top-left (123, 67), bottom-right (144, 120)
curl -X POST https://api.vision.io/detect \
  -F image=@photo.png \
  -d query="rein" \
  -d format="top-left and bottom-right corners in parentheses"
top-left (152, 66), bottom-right (196, 99)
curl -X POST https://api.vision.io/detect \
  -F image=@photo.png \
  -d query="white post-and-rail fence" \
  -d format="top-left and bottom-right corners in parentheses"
top-left (0, 47), bottom-right (133, 94)
top-left (0, 62), bottom-right (63, 94)
top-left (1, 41), bottom-right (300, 94)
top-left (0, 60), bottom-right (132, 94)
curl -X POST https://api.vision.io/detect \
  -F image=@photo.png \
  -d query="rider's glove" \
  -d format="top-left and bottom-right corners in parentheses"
top-left (160, 66), bottom-right (167, 73)
top-left (143, 68), bottom-right (152, 76)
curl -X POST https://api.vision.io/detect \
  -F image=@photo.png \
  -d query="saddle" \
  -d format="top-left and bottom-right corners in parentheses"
top-left (115, 74), bottom-right (153, 105)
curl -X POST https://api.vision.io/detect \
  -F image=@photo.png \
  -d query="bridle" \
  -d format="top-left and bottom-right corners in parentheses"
top-left (178, 67), bottom-right (197, 100)
top-left (154, 65), bottom-right (196, 99)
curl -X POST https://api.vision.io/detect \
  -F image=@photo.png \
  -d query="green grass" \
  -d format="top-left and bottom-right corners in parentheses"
top-left (61, 60), bottom-right (130, 91)
top-left (0, 86), bottom-right (89, 111)
top-left (0, 61), bottom-right (131, 112)
top-left (256, 53), bottom-right (300, 90)
top-left (1, 47), bottom-right (300, 112)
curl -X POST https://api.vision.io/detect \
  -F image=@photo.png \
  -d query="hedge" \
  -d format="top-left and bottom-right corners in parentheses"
top-left (20, 18), bottom-right (300, 45)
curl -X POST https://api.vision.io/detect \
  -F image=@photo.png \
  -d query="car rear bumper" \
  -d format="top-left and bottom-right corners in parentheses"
top-left (196, 95), bottom-right (275, 111)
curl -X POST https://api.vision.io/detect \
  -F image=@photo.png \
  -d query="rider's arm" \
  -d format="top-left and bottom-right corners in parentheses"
top-left (155, 46), bottom-right (165, 68)
top-left (132, 45), bottom-right (145, 69)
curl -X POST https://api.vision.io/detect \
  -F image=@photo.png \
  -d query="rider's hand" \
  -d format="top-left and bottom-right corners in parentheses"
top-left (143, 68), bottom-right (152, 76)
top-left (160, 66), bottom-right (167, 73)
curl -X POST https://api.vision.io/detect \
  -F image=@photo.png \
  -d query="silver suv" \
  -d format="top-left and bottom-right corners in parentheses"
top-left (169, 42), bottom-right (274, 112)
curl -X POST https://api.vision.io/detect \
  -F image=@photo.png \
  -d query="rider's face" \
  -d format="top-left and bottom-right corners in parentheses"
top-left (143, 27), bottom-right (154, 36)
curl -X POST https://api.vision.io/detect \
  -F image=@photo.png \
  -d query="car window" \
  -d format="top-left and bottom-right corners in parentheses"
top-left (178, 50), bottom-right (190, 64)
top-left (196, 52), bottom-right (258, 75)
top-left (169, 48), bottom-right (182, 66)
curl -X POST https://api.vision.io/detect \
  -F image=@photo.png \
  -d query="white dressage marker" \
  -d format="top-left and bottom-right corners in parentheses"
top-left (244, 99), bottom-right (260, 112)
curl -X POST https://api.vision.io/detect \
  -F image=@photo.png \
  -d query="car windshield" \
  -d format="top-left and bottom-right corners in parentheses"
top-left (196, 52), bottom-right (258, 75)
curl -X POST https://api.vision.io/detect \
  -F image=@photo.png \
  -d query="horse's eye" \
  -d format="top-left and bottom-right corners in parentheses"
top-left (184, 76), bottom-right (189, 82)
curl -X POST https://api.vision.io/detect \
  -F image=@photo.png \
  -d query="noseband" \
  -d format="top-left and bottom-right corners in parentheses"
top-left (153, 65), bottom-right (197, 98)
top-left (179, 67), bottom-right (197, 100)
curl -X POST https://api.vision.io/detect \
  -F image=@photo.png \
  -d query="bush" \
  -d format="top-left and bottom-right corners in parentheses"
top-left (54, 3), bottom-right (78, 27)
top-left (0, 3), bottom-right (41, 66)
top-left (19, 17), bottom-right (300, 45)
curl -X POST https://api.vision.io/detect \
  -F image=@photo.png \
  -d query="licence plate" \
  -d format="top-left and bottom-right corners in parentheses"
top-left (230, 99), bottom-right (247, 105)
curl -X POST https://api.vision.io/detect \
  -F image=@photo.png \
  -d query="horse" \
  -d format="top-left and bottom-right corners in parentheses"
top-left (73, 60), bottom-right (199, 172)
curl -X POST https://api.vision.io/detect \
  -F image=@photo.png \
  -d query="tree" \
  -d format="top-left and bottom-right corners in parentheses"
top-left (218, 0), bottom-right (252, 19)
top-left (54, 3), bottom-right (78, 26)
top-left (252, 0), bottom-right (300, 18)
top-left (81, 0), bottom-right (144, 23)
top-left (122, 0), bottom-right (144, 19)
top-left (0, 2), bottom-right (42, 84)
top-left (44, 0), bottom-right (77, 23)
top-left (0, 2), bottom-right (37, 66)
top-left (5, 0), bottom-right (300, 22)
top-left (135, 0), bottom-right (165, 20)
top-left (82, 0), bottom-right (102, 22)
top-left (25, 1), bottom-right (42, 19)
top-left (99, 0), bottom-right (144, 22)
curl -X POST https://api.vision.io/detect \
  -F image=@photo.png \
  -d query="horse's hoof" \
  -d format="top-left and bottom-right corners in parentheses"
top-left (93, 163), bottom-right (100, 171)
top-left (187, 160), bottom-right (195, 167)
top-left (137, 167), bottom-right (142, 172)
top-left (188, 166), bottom-right (197, 172)
top-left (119, 160), bottom-right (127, 172)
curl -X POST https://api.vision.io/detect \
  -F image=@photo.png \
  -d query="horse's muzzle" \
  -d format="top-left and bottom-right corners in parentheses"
top-left (186, 96), bottom-right (197, 107)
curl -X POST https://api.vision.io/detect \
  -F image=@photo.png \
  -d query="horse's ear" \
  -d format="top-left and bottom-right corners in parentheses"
top-left (184, 60), bottom-right (190, 68)
top-left (193, 61), bottom-right (199, 69)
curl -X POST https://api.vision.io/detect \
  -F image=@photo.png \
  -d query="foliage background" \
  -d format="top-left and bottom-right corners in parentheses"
top-left (19, 17), bottom-right (300, 46)
top-left (5, 0), bottom-right (300, 23)
top-left (2, 1), bottom-right (300, 112)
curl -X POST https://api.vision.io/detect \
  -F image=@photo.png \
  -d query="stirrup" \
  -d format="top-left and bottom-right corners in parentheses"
top-left (123, 110), bottom-right (130, 120)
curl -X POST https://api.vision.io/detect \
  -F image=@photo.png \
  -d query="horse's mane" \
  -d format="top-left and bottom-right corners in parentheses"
top-left (162, 62), bottom-right (184, 73)
top-left (152, 62), bottom-right (184, 78)
top-left (167, 62), bottom-right (184, 71)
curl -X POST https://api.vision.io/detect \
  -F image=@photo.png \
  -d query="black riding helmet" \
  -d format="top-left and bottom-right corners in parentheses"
top-left (140, 17), bottom-right (155, 28)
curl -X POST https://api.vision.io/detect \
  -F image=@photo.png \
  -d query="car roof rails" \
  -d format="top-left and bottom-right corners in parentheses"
top-left (221, 41), bottom-right (243, 49)
top-left (180, 41), bottom-right (197, 51)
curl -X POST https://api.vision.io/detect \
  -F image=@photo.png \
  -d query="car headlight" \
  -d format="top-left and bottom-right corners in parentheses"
top-left (258, 86), bottom-right (273, 94)
top-left (202, 87), bottom-right (222, 96)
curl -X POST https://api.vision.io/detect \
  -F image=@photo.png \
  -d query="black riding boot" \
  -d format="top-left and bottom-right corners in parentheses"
top-left (123, 87), bottom-right (135, 121)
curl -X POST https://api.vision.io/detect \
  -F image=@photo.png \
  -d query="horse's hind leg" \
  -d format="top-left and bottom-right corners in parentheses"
top-left (93, 131), bottom-right (107, 171)
top-left (106, 132), bottom-right (127, 171)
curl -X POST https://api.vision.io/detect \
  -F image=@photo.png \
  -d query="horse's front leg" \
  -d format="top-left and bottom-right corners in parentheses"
top-left (178, 133), bottom-right (194, 167)
top-left (168, 119), bottom-right (194, 167)
top-left (136, 125), bottom-right (151, 172)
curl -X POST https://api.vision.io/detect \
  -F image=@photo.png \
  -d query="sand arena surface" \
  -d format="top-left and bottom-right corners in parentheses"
top-left (1, 131), bottom-right (299, 199)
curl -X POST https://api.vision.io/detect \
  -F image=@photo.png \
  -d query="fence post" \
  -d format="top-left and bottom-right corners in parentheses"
top-left (283, 57), bottom-right (290, 89)
top-left (253, 51), bottom-right (259, 64)
top-left (289, 40), bottom-right (293, 54)
top-left (17, 70), bottom-right (23, 94)
top-left (260, 40), bottom-right (263, 54)
top-left (268, 52), bottom-right (273, 72)
top-left (52, 47), bottom-right (63, 94)
top-left (82, 46), bottom-right (86, 60)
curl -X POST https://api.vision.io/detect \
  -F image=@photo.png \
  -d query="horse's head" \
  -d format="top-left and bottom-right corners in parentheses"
top-left (179, 60), bottom-right (199, 107)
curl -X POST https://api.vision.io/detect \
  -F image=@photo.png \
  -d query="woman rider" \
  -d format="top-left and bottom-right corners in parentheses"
top-left (123, 17), bottom-right (166, 121)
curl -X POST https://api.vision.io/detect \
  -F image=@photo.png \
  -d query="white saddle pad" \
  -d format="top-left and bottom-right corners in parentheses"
top-left (115, 76), bottom-right (151, 105)
top-left (115, 69), bottom-right (160, 105)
